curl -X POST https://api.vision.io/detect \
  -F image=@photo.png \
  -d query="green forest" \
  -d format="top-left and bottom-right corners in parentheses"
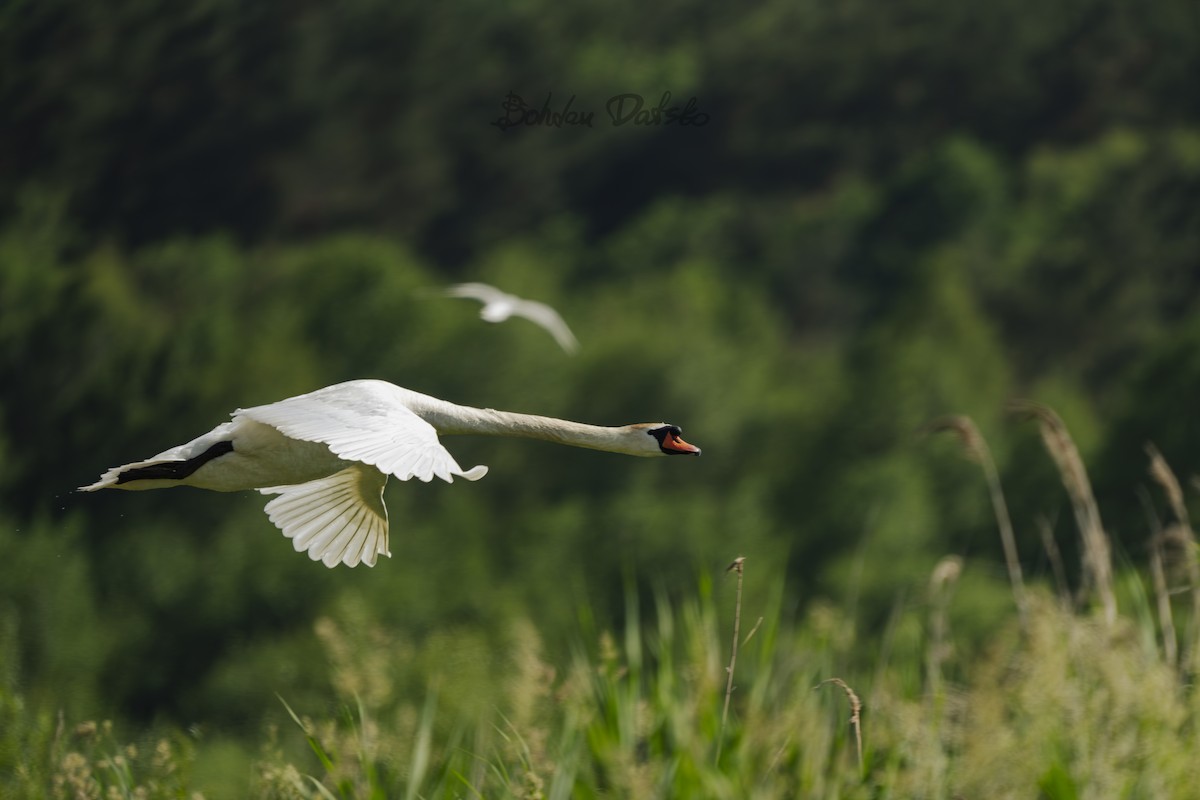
top-left (3, 0), bottom-right (1199, 796)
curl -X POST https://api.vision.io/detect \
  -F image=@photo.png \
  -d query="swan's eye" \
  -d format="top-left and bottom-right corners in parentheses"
top-left (651, 425), bottom-right (701, 455)
top-left (648, 425), bottom-right (681, 441)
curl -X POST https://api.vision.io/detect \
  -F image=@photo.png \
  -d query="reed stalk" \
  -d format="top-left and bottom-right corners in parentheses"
top-left (926, 415), bottom-right (1029, 629)
top-left (1010, 400), bottom-right (1116, 625)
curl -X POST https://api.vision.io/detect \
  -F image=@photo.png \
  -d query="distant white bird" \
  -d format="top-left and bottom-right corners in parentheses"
top-left (445, 282), bottom-right (579, 353)
top-left (79, 379), bottom-right (700, 568)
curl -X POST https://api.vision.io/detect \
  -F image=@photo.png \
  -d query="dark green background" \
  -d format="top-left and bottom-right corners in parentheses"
top-left (2, 0), bottom-right (1197, 735)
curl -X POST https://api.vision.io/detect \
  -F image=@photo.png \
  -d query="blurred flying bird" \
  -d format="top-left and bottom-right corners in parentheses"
top-left (445, 282), bottom-right (579, 353)
top-left (80, 380), bottom-right (700, 568)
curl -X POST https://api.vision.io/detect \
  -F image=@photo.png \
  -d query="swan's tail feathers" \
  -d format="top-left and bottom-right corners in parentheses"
top-left (259, 466), bottom-right (391, 568)
top-left (78, 441), bottom-right (234, 491)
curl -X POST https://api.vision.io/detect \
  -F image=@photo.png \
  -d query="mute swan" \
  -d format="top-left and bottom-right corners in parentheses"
top-left (445, 282), bottom-right (579, 353)
top-left (79, 380), bottom-right (700, 568)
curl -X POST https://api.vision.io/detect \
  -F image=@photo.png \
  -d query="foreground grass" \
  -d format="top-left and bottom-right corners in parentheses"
top-left (6, 570), bottom-right (1198, 799)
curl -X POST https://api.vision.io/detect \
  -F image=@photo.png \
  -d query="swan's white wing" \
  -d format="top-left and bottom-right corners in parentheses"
top-left (444, 282), bottom-right (512, 305)
top-left (235, 383), bottom-right (488, 483)
top-left (259, 466), bottom-right (389, 568)
top-left (511, 298), bottom-right (579, 353)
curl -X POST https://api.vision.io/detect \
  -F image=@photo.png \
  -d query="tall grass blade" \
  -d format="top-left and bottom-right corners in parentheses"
top-left (715, 556), bottom-right (745, 765)
top-left (925, 415), bottom-right (1029, 629)
top-left (404, 691), bottom-right (437, 800)
top-left (817, 678), bottom-right (863, 777)
top-left (1146, 443), bottom-right (1200, 674)
top-left (1010, 400), bottom-right (1116, 624)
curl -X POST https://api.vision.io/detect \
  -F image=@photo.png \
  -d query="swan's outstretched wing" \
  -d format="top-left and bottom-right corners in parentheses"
top-left (445, 282), bottom-right (579, 354)
top-left (235, 382), bottom-right (488, 483)
top-left (507, 297), bottom-right (579, 354)
top-left (444, 282), bottom-right (510, 305)
top-left (259, 466), bottom-right (389, 568)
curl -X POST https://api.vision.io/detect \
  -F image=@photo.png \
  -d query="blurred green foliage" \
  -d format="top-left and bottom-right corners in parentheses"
top-left (1, 0), bottom-right (1198, 790)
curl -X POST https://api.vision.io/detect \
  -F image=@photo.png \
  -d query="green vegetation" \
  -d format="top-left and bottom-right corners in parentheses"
top-left (7, 557), bottom-right (1200, 798)
top-left (2, 0), bottom-right (1198, 795)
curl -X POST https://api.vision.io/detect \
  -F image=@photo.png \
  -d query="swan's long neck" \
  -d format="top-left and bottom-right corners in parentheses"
top-left (417, 399), bottom-right (638, 454)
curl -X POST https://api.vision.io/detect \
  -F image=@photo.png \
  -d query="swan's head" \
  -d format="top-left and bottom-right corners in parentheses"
top-left (630, 424), bottom-right (702, 457)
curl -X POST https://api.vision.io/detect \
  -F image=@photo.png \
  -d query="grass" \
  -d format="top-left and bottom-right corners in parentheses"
top-left (7, 403), bottom-right (1200, 798)
top-left (16, 579), bottom-right (1199, 799)
top-left (715, 556), bottom-right (745, 766)
top-left (1010, 400), bottom-right (1118, 625)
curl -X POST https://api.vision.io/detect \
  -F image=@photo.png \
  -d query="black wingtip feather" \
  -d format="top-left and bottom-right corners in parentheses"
top-left (115, 440), bottom-right (234, 484)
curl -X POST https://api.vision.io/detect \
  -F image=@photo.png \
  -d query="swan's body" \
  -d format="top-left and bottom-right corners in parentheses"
top-left (80, 380), bottom-right (699, 568)
top-left (445, 283), bottom-right (579, 353)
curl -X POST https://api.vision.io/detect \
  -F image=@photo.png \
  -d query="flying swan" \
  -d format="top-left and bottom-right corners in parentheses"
top-left (80, 380), bottom-right (700, 568)
top-left (445, 282), bottom-right (580, 353)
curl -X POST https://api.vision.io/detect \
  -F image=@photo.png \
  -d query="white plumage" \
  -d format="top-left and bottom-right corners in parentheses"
top-left (445, 282), bottom-right (579, 353)
top-left (80, 380), bottom-right (700, 568)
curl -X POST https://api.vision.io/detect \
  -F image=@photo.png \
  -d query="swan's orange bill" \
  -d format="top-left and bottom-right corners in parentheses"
top-left (664, 432), bottom-right (702, 455)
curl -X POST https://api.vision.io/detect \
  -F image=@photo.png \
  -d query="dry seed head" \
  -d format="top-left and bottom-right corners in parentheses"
top-left (931, 555), bottom-right (964, 590)
top-left (1146, 443), bottom-right (1189, 525)
top-left (924, 415), bottom-right (987, 464)
top-left (1008, 401), bottom-right (1090, 503)
top-left (817, 678), bottom-right (864, 772)
top-left (1162, 523), bottom-right (1198, 553)
top-left (817, 677), bottom-right (863, 722)
top-left (1010, 399), bottom-right (1116, 625)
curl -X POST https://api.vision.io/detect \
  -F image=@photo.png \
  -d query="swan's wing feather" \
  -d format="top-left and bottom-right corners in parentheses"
top-left (78, 422), bottom-right (237, 490)
top-left (235, 383), bottom-right (486, 483)
top-left (511, 299), bottom-right (579, 353)
top-left (80, 456), bottom-right (187, 491)
top-left (259, 466), bottom-right (390, 568)
top-left (445, 282), bottom-right (510, 304)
